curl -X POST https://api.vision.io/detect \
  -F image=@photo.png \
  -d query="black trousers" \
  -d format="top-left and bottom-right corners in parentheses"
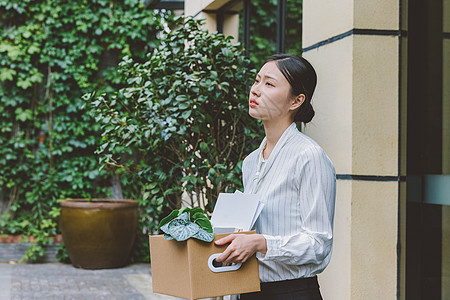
top-left (239, 276), bottom-right (323, 300)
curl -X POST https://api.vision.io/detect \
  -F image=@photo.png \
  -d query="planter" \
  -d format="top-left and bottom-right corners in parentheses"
top-left (60, 199), bottom-right (139, 269)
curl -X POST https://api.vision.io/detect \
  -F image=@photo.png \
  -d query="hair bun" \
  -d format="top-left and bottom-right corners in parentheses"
top-left (295, 102), bottom-right (315, 124)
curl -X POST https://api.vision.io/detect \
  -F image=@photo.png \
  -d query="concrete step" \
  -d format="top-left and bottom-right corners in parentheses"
top-left (0, 243), bottom-right (60, 263)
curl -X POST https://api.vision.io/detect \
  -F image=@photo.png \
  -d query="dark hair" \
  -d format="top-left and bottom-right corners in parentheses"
top-left (265, 54), bottom-right (317, 124)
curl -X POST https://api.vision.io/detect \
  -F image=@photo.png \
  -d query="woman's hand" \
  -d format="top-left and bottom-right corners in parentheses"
top-left (214, 234), bottom-right (267, 265)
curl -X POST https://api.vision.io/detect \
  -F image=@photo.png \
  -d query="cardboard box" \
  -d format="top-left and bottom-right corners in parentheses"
top-left (149, 231), bottom-right (261, 299)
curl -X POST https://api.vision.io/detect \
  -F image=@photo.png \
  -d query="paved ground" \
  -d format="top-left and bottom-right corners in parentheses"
top-left (0, 263), bottom-right (181, 300)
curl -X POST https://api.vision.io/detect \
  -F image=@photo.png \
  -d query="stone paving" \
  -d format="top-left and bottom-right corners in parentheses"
top-left (0, 263), bottom-right (180, 300)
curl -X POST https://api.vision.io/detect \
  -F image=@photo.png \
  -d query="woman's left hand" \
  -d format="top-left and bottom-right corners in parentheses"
top-left (214, 234), bottom-right (267, 265)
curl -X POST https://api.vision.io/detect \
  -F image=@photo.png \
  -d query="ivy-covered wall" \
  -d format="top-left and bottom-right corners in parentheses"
top-left (0, 0), bottom-right (171, 260)
top-left (0, 0), bottom-right (302, 262)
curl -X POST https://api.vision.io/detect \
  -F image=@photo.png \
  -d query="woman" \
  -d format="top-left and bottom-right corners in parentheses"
top-left (215, 54), bottom-right (336, 300)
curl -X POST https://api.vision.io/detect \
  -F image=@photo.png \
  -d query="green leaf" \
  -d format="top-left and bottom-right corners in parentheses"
top-left (29, 71), bottom-right (43, 83)
top-left (0, 44), bottom-right (21, 60)
top-left (167, 221), bottom-right (200, 241)
top-left (199, 142), bottom-right (209, 152)
top-left (181, 110), bottom-right (191, 119)
top-left (175, 95), bottom-right (188, 102)
top-left (192, 212), bottom-right (207, 221)
top-left (179, 102), bottom-right (190, 110)
top-left (178, 207), bottom-right (191, 216)
top-left (160, 213), bottom-right (200, 241)
top-left (158, 210), bottom-right (179, 230)
top-left (164, 234), bottom-right (174, 240)
top-left (189, 207), bottom-right (204, 216)
top-left (221, 48), bottom-right (232, 58)
top-left (147, 182), bottom-right (158, 189)
top-left (0, 68), bottom-right (17, 81)
top-left (192, 228), bottom-right (214, 242)
top-left (27, 44), bottom-right (40, 55)
top-left (17, 78), bottom-right (33, 90)
top-left (195, 218), bottom-right (213, 234)
top-left (15, 108), bottom-right (33, 122)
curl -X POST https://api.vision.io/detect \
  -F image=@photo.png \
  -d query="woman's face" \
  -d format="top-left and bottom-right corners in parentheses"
top-left (248, 61), bottom-right (300, 122)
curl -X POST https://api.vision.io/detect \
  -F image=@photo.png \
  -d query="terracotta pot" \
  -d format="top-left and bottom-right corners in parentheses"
top-left (60, 199), bottom-right (139, 269)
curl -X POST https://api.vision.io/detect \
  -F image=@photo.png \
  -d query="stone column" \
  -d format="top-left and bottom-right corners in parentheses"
top-left (302, 1), bottom-right (401, 299)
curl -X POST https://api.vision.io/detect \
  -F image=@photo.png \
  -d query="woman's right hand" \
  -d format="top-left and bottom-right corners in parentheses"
top-left (214, 234), bottom-right (267, 265)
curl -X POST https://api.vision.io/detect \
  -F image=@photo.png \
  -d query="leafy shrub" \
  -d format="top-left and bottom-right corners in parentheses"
top-left (85, 17), bottom-right (264, 259)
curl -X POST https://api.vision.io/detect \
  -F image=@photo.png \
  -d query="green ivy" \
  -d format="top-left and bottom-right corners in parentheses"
top-left (0, 0), bottom-right (172, 261)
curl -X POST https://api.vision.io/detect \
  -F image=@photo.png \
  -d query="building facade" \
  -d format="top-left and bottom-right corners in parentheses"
top-left (183, 1), bottom-right (449, 299)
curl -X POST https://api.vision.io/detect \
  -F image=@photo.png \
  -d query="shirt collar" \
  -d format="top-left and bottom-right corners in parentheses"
top-left (256, 122), bottom-right (297, 179)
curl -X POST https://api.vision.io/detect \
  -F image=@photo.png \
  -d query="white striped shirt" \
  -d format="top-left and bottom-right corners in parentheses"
top-left (242, 122), bottom-right (336, 282)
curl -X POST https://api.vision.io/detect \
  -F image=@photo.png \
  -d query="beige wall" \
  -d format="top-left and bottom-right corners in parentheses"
top-left (303, 15), bottom-right (399, 178)
top-left (184, 0), bottom-right (215, 16)
top-left (353, 0), bottom-right (399, 30)
top-left (223, 14), bottom-right (239, 43)
top-left (352, 34), bottom-right (398, 176)
top-left (302, 36), bottom-right (353, 174)
top-left (350, 181), bottom-right (398, 299)
top-left (184, 0), bottom-right (240, 43)
top-left (303, 0), bottom-right (399, 49)
top-left (319, 180), bottom-right (352, 300)
top-left (318, 180), bottom-right (399, 300)
top-left (302, 0), bottom-right (353, 49)
top-left (185, 0), bottom-right (217, 36)
top-left (303, 0), bottom-right (401, 299)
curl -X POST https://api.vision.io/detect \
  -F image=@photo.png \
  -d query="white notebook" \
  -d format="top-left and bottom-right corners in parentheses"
top-left (211, 192), bottom-right (264, 233)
